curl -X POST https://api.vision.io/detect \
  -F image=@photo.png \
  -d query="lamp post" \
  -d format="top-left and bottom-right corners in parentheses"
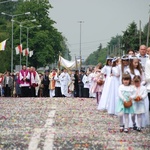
top-left (13, 19), bottom-right (36, 69)
top-left (78, 21), bottom-right (84, 71)
top-left (1, 12), bottom-right (30, 72)
top-left (22, 25), bottom-right (41, 66)
top-left (0, 0), bottom-right (18, 4)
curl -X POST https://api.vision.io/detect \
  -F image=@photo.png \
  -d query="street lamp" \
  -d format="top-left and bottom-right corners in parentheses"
top-left (0, 0), bottom-right (18, 4)
top-left (1, 11), bottom-right (30, 72)
top-left (22, 25), bottom-right (41, 66)
top-left (13, 19), bottom-right (36, 69)
top-left (78, 21), bottom-right (84, 71)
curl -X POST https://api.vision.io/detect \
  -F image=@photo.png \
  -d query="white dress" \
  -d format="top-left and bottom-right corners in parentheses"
top-left (107, 66), bottom-right (120, 115)
top-left (144, 58), bottom-right (150, 126)
top-left (133, 85), bottom-right (147, 114)
top-left (126, 68), bottom-right (149, 127)
top-left (118, 64), bottom-right (129, 85)
top-left (97, 65), bottom-right (112, 110)
top-left (126, 68), bottom-right (145, 84)
top-left (89, 72), bottom-right (96, 97)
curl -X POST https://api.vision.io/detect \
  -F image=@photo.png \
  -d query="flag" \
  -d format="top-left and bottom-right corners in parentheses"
top-left (15, 44), bottom-right (22, 55)
top-left (0, 40), bottom-right (7, 51)
top-left (29, 51), bottom-right (33, 57)
top-left (23, 48), bottom-right (29, 56)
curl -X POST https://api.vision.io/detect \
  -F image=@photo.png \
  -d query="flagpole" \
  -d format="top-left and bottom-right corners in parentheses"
top-left (22, 25), bottom-right (41, 66)
top-left (75, 55), bottom-right (77, 70)
top-left (20, 24), bottom-right (22, 70)
top-left (26, 28), bottom-right (29, 66)
top-left (13, 19), bottom-right (36, 68)
top-left (1, 11), bottom-right (31, 72)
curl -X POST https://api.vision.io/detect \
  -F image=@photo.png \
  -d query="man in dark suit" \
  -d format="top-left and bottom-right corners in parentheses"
top-left (78, 70), bottom-right (85, 98)
top-left (2, 71), bottom-right (13, 97)
top-left (41, 70), bottom-right (50, 97)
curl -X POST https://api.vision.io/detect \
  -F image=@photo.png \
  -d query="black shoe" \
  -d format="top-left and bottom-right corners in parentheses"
top-left (133, 123), bottom-right (137, 130)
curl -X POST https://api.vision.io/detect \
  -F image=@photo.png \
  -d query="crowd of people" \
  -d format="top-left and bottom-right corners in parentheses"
top-left (0, 44), bottom-right (150, 133)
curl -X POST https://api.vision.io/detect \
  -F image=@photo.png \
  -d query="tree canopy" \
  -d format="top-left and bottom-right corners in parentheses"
top-left (85, 21), bottom-right (150, 65)
top-left (0, 0), bottom-right (70, 72)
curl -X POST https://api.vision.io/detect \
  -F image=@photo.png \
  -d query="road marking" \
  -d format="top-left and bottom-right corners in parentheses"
top-left (43, 110), bottom-right (56, 150)
top-left (28, 105), bottom-right (56, 150)
top-left (28, 128), bottom-right (42, 150)
top-left (43, 128), bottom-right (56, 150)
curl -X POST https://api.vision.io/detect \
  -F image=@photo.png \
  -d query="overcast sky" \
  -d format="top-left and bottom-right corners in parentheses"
top-left (49, 0), bottom-right (150, 60)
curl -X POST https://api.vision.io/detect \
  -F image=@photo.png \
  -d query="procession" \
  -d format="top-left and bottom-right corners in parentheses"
top-left (0, 44), bottom-right (150, 130)
top-left (0, 45), bottom-right (150, 149)
top-left (0, 0), bottom-right (150, 149)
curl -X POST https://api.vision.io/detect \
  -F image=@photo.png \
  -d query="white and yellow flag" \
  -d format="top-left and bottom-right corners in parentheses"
top-left (58, 55), bottom-right (81, 69)
top-left (0, 40), bottom-right (7, 51)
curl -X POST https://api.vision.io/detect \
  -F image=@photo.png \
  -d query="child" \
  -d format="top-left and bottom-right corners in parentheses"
top-left (116, 73), bottom-right (135, 133)
top-left (82, 71), bottom-right (90, 98)
top-left (107, 57), bottom-right (120, 115)
top-left (126, 56), bottom-right (146, 128)
top-left (132, 75), bottom-right (148, 131)
top-left (126, 56), bottom-right (145, 83)
top-left (97, 57), bottom-right (113, 110)
top-left (92, 69), bottom-right (105, 104)
top-left (118, 55), bottom-right (129, 85)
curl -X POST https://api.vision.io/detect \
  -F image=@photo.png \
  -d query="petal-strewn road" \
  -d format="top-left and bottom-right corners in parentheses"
top-left (0, 97), bottom-right (149, 150)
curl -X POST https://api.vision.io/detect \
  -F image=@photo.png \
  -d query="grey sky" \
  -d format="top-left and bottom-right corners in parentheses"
top-left (49, 0), bottom-right (150, 60)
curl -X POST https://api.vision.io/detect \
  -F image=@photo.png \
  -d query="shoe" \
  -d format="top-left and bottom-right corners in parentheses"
top-left (124, 128), bottom-right (128, 133)
top-left (120, 125), bottom-right (124, 132)
top-left (137, 127), bottom-right (141, 132)
top-left (133, 123), bottom-right (137, 130)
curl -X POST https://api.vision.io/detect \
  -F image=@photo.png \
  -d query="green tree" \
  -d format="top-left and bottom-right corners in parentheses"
top-left (143, 22), bottom-right (150, 46)
top-left (122, 22), bottom-right (139, 52)
top-left (85, 43), bottom-right (107, 65)
top-left (107, 35), bottom-right (123, 57)
top-left (0, 0), bottom-right (70, 72)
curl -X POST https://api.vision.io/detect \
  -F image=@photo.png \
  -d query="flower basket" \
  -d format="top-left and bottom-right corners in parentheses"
top-left (124, 100), bottom-right (132, 108)
top-left (134, 96), bottom-right (141, 102)
top-left (97, 80), bottom-right (104, 86)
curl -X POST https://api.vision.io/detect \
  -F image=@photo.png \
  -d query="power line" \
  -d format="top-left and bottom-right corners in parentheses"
top-left (68, 38), bottom-right (111, 46)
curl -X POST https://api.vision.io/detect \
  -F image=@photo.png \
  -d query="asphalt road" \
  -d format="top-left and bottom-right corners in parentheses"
top-left (0, 97), bottom-right (150, 150)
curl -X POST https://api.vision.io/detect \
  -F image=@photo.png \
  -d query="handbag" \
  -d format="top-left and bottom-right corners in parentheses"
top-left (124, 100), bottom-right (132, 108)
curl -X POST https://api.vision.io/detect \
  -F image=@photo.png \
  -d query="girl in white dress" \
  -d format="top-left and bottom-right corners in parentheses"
top-left (132, 75), bottom-right (147, 132)
top-left (126, 56), bottom-right (146, 129)
top-left (126, 56), bottom-right (145, 83)
top-left (97, 57), bottom-right (113, 110)
top-left (118, 55), bottom-right (129, 85)
top-left (107, 58), bottom-right (120, 115)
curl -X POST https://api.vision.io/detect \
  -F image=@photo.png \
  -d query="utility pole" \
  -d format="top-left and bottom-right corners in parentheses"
top-left (78, 21), bottom-right (84, 71)
top-left (146, 5), bottom-right (150, 47)
top-left (139, 20), bottom-right (142, 46)
top-left (118, 38), bottom-right (121, 57)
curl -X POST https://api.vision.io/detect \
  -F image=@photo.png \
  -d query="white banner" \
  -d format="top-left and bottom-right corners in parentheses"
top-left (59, 56), bottom-right (81, 69)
